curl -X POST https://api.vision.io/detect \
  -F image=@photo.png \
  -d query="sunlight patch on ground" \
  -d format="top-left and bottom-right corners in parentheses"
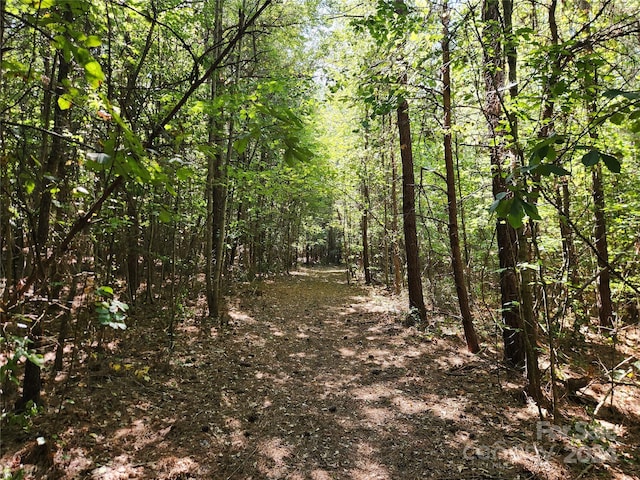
top-left (112, 418), bottom-right (155, 449)
top-left (423, 393), bottom-right (471, 422)
top-left (257, 437), bottom-right (293, 478)
top-left (310, 469), bottom-right (333, 479)
top-left (228, 309), bottom-right (256, 323)
top-left (242, 332), bottom-right (267, 348)
top-left (224, 416), bottom-right (250, 449)
top-left (361, 406), bottom-right (394, 426)
top-left (155, 456), bottom-right (199, 478)
top-left (391, 394), bottom-right (430, 415)
top-left (346, 442), bottom-right (392, 480)
top-left (289, 351), bottom-right (317, 360)
top-left (312, 373), bottom-right (362, 398)
top-left (338, 347), bottom-right (357, 357)
top-left (351, 383), bottom-right (398, 402)
top-left (90, 454), bottom-right (142, 480)
top-left (58, 446), bottom-right (93, 477)
top-left (500, 445), bottom-right (571, 480)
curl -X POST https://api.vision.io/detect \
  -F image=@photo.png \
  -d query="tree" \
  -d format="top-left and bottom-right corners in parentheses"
top-left (441, 1), bottom-right (480, 353)
top-left (205, 0), bottom-right (228, 320)
top-left (481, 0), bottom-right (525, 368)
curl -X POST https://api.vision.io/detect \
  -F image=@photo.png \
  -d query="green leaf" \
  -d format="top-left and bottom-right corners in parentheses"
top-left (489, 192), bottom-right (512, 219)
top-left (284, 148), bottom-right (296, 166)
top-left (158, 208), bottom-right (173, 224)
top-left (176, 166), bottom-right (194, 181)
top-left (234, 135), bottom-right (250, 154)
top-left (57, 95), bottom-right (72, 110)
top-left (96, 286), bottom-right (114, 297)
top-left (507, 213), bottom-right (524, 229)
top-left (85, 152), bottom-right (112, 171)
top-left (535, 164), bottom-right (570, 176)
top-left (601, 153), bottom-right (621, 173)
top-left (110, 299), bottom-right (129, 312)
top-left (84, 35), bottom-right (102, 48)
top-left (84, 61), bottom-right (104, 88)
top-left (85, 61), bottom-right (104, 79)
top-left (522, 200), bottom-right (542, 221)
top-left (603, 89), bottom-right (640, 100)
top-left (581, 149), bottom-right (600, 167)
top-left (24, 179), bottom-right (36, 195)
top-left (609, 112), bottom-right (625, 125)
top-left (507, 197), bottom-right (525, 229)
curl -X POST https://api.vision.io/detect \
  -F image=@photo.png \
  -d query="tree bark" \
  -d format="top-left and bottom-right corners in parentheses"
top-left (581, 2), bottom-right (614, 331)
top-left (592, 163), bottom-right (613, 329)
top-left (442, 3), bottom-right (480, 353)
top-left (19, 4), bottom-right (74, 408)
top-left (205, 0), bottom-right (227, 319)
top-left (390, 147), bottom-right (403, 295)
top-left (361, 178), bottom-right (372, 285)
top-left (482, 0), bottom-right (524, 367)
top-left (503, 0), bottom-right (543, 402)
top-left (397, 95), bottom-right (427, 322)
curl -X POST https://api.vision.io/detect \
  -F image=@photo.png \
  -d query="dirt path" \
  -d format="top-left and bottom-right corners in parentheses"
top-left (2, 267), bottom-right (638, 479)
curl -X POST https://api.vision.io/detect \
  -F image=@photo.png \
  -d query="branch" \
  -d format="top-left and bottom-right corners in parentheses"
top-left (0, 120), bottom-right (100, 151)
top-left (146, 0), bottom-right (274, 146)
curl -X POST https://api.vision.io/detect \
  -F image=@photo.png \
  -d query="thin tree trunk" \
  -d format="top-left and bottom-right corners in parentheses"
top-left (361, 178), bottom-right (372, 285)
top-left (482, 0), bottom-right (524, 367)
top-left (581, 2), bottom-right (613, 331)
top-left (592, 164), bottom-right (613, 329)
top-left (393, 0), bottom-right (426, 322)
top-left (19, 4), bottom-right (73, 408)
top-left (390, 118), bottom-right (403, 295)
top-left (397, 95), bottom-right (427, 322)
top-left (503, 0), bottom-right (543, 402)
top-left (543, 0), bottom-right (562, 418)
top-left (125, 190), bottom-right (140, 304)
top-left (442, 3), bottom-right (479, 353)
top-left (206, 0), bottom-right (225, 318)
top-left (0, 0), bottom-right (10, 308)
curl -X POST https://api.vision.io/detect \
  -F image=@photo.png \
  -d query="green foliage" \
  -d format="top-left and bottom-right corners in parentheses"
top-left (351, 0), bottom-right (419, 47)
top-left (1, 401), bottom-right (43, 433)
top-left (2, 466), bottom-right (25, 480)
top-left (580, 149), bottom-right (621, 173)
top-left (95, 287), bottom-right (129, 330)
top-left (489, 191), bottom-right (541, 229)
top-left (0, 335), bottom-right (44, 387)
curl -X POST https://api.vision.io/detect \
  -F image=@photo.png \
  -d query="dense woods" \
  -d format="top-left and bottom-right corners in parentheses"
top-left (1, 0), bottom-right (639, 478)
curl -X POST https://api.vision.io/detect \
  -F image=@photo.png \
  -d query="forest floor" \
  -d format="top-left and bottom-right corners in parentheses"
top-left (2, 267), bottom-right (639, 479)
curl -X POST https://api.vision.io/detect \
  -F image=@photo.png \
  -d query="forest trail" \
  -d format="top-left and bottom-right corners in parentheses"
top-left (3, 268), bottom-right (637, 479)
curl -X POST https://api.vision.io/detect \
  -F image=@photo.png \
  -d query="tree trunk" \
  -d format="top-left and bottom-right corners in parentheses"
top-left (592, 164), bottom-right (613, 329)
top-left (125, 190), bottom-right (140, 303)
top-left (503, 0), bottom-right (543, 401)
top-left (442, 3), bottom-right (479, 353)
top-left (19, 4), bottom-right (73, 407)
top-left (397, 95), bottom-right (427, 322)
top-left (206, 0), bottom-right (225, 319)
top-left (361, 179), bottom-right (372, 285)
top-left (482, 0), bottom-right (524, 368)
top-left (390, 118), bottom-right (403, 295)
top-left (580, 2), bottom-right (613, 331)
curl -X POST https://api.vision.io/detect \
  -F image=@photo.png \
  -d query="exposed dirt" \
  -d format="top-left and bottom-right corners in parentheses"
top-left (2, 267), bottom-right (639, 479)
